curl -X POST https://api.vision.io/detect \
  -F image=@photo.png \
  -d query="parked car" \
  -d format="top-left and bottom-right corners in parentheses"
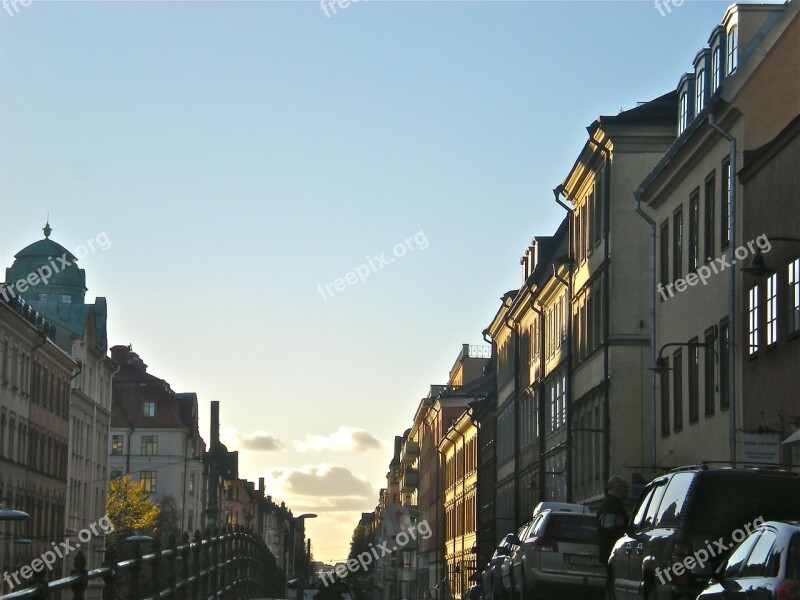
top-left (531, 502), bottom-right (592, 516)
top-left (510, 508), bottom-right (605, 600)
top-left (609, 466), bottom-right (800, 600)
top-left (483, 531), bottom-right (526, 600)
top-left (462, 584), bottom-right (483, 600)
top-left (696, 520), bottom-right (800, 600)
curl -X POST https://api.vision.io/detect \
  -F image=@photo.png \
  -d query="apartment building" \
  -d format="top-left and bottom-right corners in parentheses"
top-left (638, 1), bottom-right (798, 469)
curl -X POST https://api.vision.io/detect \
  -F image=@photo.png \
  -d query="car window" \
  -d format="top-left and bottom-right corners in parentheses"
top-left (741, 530), bottom-right (778, 578)
top-left (545, 514), bottom-right (599, 543)
top-left (632, 485), bottom-right (658, 528)
top-left (641, 482), bottom-right (669, 529)
top-left (654, 473), bottom-right (694, 528)
top-left (690, 474), bottom-right (800, 535)
top-left (723, 531), bottom-right (762, 578)
top-left (787, 533), bottom-right (800, 580)
top-left (532, 514), bottom-right (546, 537)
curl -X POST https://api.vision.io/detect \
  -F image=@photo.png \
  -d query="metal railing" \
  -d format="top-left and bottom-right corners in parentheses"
top-left (0, 525), bottom-right (275, 600)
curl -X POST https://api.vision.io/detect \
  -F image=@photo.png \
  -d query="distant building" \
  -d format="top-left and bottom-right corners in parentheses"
top-left (3, 223), bottom-right (115, 592)
top-left (0, 293), bottom-right (75, 592)
top-left (109, 345), bottom-right (207, 534)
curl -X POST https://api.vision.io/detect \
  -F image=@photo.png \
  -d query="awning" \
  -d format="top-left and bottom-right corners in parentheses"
top-left (781, 429), bottom-right (800, 445)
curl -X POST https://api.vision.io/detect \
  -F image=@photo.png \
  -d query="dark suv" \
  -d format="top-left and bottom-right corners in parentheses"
top-left (609, 466), bottom-right (800, 600)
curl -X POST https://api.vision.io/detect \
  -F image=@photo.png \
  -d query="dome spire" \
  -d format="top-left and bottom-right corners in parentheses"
top-left (43, 218), bottom-right (52, 239)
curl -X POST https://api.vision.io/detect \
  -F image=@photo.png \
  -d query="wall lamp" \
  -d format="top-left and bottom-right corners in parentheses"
top-left (740, 237), bottom-right (800, 277)
top-left (651, 327), bottom-right (718, 375)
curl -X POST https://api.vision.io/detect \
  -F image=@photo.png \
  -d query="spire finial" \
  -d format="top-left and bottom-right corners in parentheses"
top-left (43, 219), bottom-right (52, 239)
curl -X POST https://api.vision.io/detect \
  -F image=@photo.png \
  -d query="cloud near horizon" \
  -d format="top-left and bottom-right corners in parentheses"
top-left (262, 464), bottom-right (376, 513)
top-left (294, 426), bottom-right (384, 453)
top-left (220, 427), bottom-right (284, 452)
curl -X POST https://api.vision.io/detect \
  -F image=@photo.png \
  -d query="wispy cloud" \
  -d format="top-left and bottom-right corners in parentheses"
top-left (220, 427), bottom-right (284, 452)
top-left (262, 464), bottom-right (375, 512)
top-left (294, 426), bottom-right (384, 453)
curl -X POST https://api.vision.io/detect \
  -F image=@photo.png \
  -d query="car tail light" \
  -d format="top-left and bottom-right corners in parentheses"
top-left (531, 538), bottom-right (558, 553)
top-left (671, 541), bottom-right (693, 586)
top-left (775, 579), bottom-right (800, 600)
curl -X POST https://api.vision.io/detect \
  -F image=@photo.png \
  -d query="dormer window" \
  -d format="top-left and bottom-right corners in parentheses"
top-left (143, 401), bottom-right (156, 417)
top-left (696, 68), bottom-right (706, 114)
top-left (679, 91), bottom-right (689, 134)
top-left (726, 25), bottom-right (738, 74)
top-left (712, 44), bottom-right (722, 89)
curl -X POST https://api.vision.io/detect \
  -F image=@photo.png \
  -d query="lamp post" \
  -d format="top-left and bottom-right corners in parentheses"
top-left (0, 505), bottom-right (29, 593)
top-left (740, 237), bottom-right (800, 277)
top-left (291, 513), bottom-right (317, 580)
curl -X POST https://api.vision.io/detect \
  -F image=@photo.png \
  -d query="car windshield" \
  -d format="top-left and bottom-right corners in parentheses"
top-left (787, 533), bottom-right (800, 580)
top-left (690, 474), bottom-right (800, 535)
top-left (545, 514), bottom-right (598, 544)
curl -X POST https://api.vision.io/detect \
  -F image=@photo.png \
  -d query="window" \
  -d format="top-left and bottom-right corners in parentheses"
top-left (704, 172), bottom-right (715, 261)
top-left (660, 367), bottom-right (670, 437)
top-left (673, 349), bottom-right (683, 430)
top-left (766, 273), bottom-right (778, 346)
top-left (679, 92), bottom-right (689, 134)
top-left (654, 472), bottom-right (694, 528)
top-left (61, 294), bottom-right (72, 304)
top-left (724, 532), bottom-right (761, 578)
top-left (790, 258), bottom-right (800, 335)
top-left (546, 372), bottom-right (566, 434)
top-left (749, 285), bottom-right (760, 355)
top-left (189, 472), bottom-right (196, 495)
top-left (111, 435), bottom-right (123, 456)
top-left (704, 327), bottom-right (716, 416)
top-left (593, 173), bottom-right (603, 244)
top-left (721, 159), bottom-right (731, 248)
top-left (110, 469), bottom-right (122, 480)
top-left (719, 319), bottom-right (730, 409)
top-left (712, 45), bottom-right (722, 90)
top-left (741, 531), bottom-right (778, 578)
top-left (727, 25), bottom-right (738, 74)
top-left (143, 401), bottom-right (155, 417)
top-left (660, 221), bottom-right (670, 289)
top-left (696, 69), bottom-right (706, 114)
top-left (673, 206), bottom-right (683, 281)
top-left (141, 435), bottom-right (158, 456)
top-left (140, 471), bottom-right (157, 493)
top-left (689, 191), bottom-right (699, 271)
top-left (688, 338), bottom-right (699, 422)
top-left (187, 509), bottom-right (194, 532)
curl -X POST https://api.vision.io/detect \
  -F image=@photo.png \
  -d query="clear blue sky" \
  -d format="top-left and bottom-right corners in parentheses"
top-left (1, 0), bottom-right (753, 563)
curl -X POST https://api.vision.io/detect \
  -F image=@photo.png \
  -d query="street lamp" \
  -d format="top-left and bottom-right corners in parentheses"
top-left (740, 237), bottom-right (800, 277)
top-left (290, 514), bottom-right (317, 579)
top-left (0, 506), bottom-right (29, 521)
top-left (651, 327), bottom-right (718, 375)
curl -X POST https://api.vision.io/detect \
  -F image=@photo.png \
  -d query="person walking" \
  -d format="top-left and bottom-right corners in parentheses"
top-left (597, 475), bottom-right (629, 599)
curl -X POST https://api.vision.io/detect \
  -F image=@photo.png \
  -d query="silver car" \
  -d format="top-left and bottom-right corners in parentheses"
top-left (510, 509), bottom-right (605, 599)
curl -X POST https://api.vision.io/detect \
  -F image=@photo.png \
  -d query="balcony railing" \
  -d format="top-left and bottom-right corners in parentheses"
top-left (401, 470), bottom-right (419, 492)
top-left (400, 441), bottom-right (419, 465)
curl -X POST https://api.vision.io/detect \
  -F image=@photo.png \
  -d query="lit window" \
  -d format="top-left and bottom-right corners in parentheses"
top-left (111, 435), bottom-right (123, 456)
top-left (727, 25), bottom-right (738, 74)
top-left (143, 401), bottom-right (155, 417)
top-left (766, 274), bottom-right (778, 346)
top-left (749, 285), bottom-right (760, 355)
top-left (689, 191), bottom-right (699, 271)
top-left (696, 69), bottom-right (706, 114)
top-left (789, 258), bottom-right (800, 335)
top-left (141, 435), bottom-right (158, 456)
top-left (721, 159), bottom-right (731, 247)
top-left (679, 92), bottom-right (689, 134)
top-left (140, 471), bottom-right (157, 493)
top-left (61, 295), bottom-right (72, 304)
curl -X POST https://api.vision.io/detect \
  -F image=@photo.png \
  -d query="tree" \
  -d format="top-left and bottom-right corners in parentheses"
top-left (156, 494), bottom-right (182, 543)
top-left (106, 474), bottom-right (160, 541)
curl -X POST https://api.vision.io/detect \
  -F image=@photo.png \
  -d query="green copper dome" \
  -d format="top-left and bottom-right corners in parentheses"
top-left (4, 222), bottom-right (87, 304)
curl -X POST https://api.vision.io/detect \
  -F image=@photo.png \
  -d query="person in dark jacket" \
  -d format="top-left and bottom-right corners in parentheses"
top-left (597, 475), bottom-right (629, 598)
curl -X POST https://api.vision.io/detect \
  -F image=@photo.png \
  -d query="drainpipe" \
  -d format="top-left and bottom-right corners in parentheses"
top-left (502, 315), bottom-right (521, 522)
top-left (587, 140), bottom-right (612, 489)
top-left (634, 189), bottom-right (658, 471)
top-left (527, 295), bottom-right (546, 502)
top-left (708, 114), bottom-right (737, 463)
top-left (553, 184), bottom-right (574, 502)
top-left (551, 266), bottom-right (572, 502)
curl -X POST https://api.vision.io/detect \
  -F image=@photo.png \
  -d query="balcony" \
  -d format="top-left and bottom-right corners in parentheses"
top-left (401, 469), bottom-right (419, 492)
top-left (401, 440), bottom-right (419, 465)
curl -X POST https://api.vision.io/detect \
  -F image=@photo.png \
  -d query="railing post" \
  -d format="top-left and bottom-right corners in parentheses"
top-left (129, 541), bottom-right (142, 600)
top-left (201, 528), bottom-right (210, 600)
top-left (166, 534), bottom-right (177, 599)
top-left (179, 532), bottom-right (190, 600)
top-left (101, 546), bottom-right (117, 600)
top-left (191, 530), bottom-right (202, 600)
top-left (70, 550), bottom-right (89, 600)
top-left (219, 524), bottom-right (227, 597)
top-left (151, 537), bottom-right (162, 599)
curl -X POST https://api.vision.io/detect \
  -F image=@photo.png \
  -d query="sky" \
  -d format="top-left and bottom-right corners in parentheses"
top-left (0, 0), bottom-right (762, 564)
